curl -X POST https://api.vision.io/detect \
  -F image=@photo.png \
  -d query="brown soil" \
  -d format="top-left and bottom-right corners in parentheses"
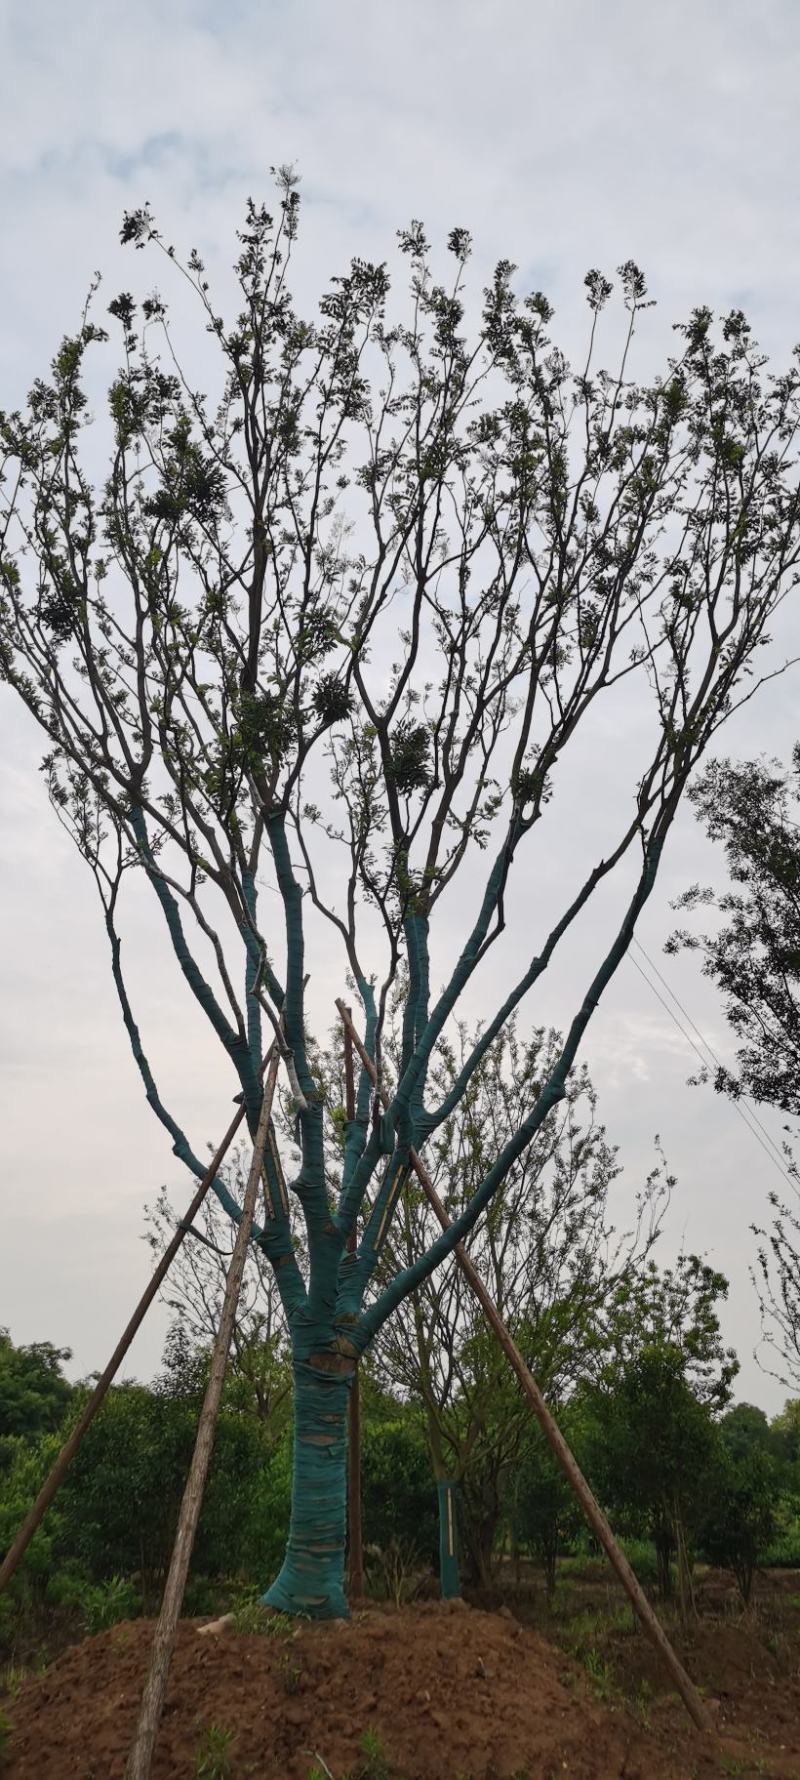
top-left (3, 1596), bottom-right (798, 1780)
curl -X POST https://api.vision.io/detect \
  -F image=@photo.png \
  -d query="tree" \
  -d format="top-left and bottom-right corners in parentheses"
top-left (0, 1330), bottom-right (73, 1450)
top-left (2, 179), bottom-right (799, 1618)
top-left (700, 1404), bottom-right (777, 1605)
top-left (668, 749), bottom-right (800, 1385)
top-left (599, 1252), bottom-right (739, 1409)
top-left (581, 1255), bottom-right (737, 1605)
top-left (364, 1017), bottom-right (669, 1587)
top-left (509, 1411), bottom-right (585, 1598)
top-left (144, 1141), bottom-right (294, 1429)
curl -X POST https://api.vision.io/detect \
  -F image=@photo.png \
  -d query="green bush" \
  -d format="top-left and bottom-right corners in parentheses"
top-left (700, 1445), bottom-right (777, 1603)
top-left (56, 1385), bottom-right (289, 1598)
top-left (79, 1576), bottom-right (141, 1633)
top-left (617, 1538), bottom-right (661, 1589)
top-left (762, 1493), bottom-right (800, 1567)
top-left (361, 1420), bottom-right (437, 1566)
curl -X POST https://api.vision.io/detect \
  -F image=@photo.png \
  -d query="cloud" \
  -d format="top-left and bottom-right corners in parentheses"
top-left (1, 0), bottom-right (798, 1408)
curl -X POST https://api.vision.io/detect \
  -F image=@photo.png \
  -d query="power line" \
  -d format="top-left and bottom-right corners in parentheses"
top-left (631, 936), bottom-right (791, 1177)
top-left (626, 941), bottom-right (796, 1198)
top-left (630, 932), bottom-right (791, 1181)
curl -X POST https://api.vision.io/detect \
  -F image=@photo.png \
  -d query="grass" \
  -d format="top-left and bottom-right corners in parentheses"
top-left (278, 1647), bottom-right (304, 1693)
top-left (582, 1645), bottom-right (613, 1699)
top-left (350, 1729), bottom-right (394, 1780)
top-left (630, 1676), bottom-right (652, 1728)
top-left (0, 1658), bottom-right (47, 1700)
top-left (306, 1729), bottom-right (395, 1780)
top-left (230, 1597), bottom-right (296, 1639)
top-left (561, 1606), bottom-right (606, 1652)
top-left (195, 1723), bottom-right (238, 1780)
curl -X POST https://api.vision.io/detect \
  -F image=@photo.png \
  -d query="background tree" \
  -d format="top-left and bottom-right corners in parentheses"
top-left (699, 1402), bottom-right (778, 1605)
top-left (668, 748), bottom-right (800, 1386)
top-left (580, 1255), bottom-right (737, 1607)
top-left (507, 1411), bottom-right (586, 1598)
top-left (363, 1017), bottom-right (669, 1587)
top-left (144, 1140), bottom-right (294, 1428)
top-left (0, 1331), bottom-right (73, 1457)
top-left (2, 179), bottom-right (800, 1618)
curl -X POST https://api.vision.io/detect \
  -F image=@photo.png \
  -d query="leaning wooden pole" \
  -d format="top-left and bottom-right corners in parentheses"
top-left (343, 1008), bottom-right (364, 1601)
top-left (0, 1058), bottom-right (274, 1599)
top-left (335, 1001), bottom-right (715, 1739)
top-left (125, 1051), bottom-right (280, 1780)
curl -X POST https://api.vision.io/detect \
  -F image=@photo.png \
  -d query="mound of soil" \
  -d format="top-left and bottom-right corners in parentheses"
top-left (0, 1599), bottom-right (779, 1780)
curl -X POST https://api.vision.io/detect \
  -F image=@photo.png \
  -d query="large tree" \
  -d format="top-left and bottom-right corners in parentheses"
top-left (1, 178), bottom-right (799, 1617)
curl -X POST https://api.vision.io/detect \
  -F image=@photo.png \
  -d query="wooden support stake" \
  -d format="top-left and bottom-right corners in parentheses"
top-left (0, 1059), bottom-right (274, 1599)
top-left (343, 1007), bottom-right (364, 1601)
top-left (335, 1000), bottom-right (715, 1740)
top-left (124, 1051), bottom-right (280, 1780)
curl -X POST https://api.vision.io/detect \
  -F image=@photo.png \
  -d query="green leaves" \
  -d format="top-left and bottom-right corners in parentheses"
top-left (312, 674), bottom-right (352, 728)
top-left (386, 722), bottom-right (430, 795)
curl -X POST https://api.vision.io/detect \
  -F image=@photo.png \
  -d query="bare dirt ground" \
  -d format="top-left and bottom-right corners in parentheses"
top-left (3, 1580), bottom-right (800, 1779)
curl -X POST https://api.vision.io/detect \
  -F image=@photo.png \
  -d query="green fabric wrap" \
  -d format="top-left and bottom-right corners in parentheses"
top-left (262, 1358), bottom-right (352, 1619)
top-left (437, 1479), bottom-right (461, 1600)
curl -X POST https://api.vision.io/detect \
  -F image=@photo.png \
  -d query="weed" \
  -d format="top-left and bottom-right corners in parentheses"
top-left (762, 1628), bottom-right (786, 1661)
top-left (278, 1648), bottom-right (304, 1694)
top-left (365, 1538), bottom-right (427, 1609)
top-left (0, 1661), bottom-right (43, 1700)
top-left (0, 1707), bottom-right (11, 1757)
top-left (631, 1677), bottom-right (652, 1729)
top-left (583, 1646), bottom-right (613, 1698)
top-left (81, 1575), bottom-right (140, 1634)
top-left (545, 1582), bottom-right (575, 1615)
top-left (350, 1728), bottom-right (393, 1780)
top-left (231, 1596), bottom-right (295, 1639)
top-left (564, 1607), bottom-right (604, 1652)
top-left (195, 1723), bottom-right (237, 1780)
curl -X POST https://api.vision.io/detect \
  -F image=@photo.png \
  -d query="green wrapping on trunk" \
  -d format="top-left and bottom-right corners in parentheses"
top-left (437, 1478), bottom-right (461, 1600)
top-left (262, 1359), bottom-right (351, 1620)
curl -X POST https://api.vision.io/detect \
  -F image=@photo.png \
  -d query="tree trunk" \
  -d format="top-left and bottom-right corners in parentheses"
top-left (262, 1354), bottom-right (352, 1619)
top-left (654, 1525), bottom-right (673, 1600)
top-left (462, 1509), bottom-right (497, 1591)
top-left (673, 1510), bottom-right (696, 1623)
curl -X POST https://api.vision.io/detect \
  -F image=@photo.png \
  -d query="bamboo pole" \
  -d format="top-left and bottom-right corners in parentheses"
top-left (343, 1008), bottom-right (364, 1600)
top-left (124, 1050), bottom-right (280, 1780)
top-left (0, 1060), bottom-right (275, 1599)
top-left (335, 1000), bottom-right (715, 1739)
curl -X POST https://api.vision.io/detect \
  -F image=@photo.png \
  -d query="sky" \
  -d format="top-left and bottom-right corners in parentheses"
top-left (1, 0), bottom-right (799, 1411)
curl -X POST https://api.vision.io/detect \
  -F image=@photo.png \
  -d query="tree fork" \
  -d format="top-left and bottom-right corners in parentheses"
top-left (336, 999), bottom-right (715, 1740)
top-left (0, 1053), bottom-right (276, 1599)
top-left (125, 1050), bottom-right (280, 1780)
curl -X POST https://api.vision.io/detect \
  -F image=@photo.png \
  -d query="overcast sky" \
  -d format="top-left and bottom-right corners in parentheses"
top-left (1, 0), bottom-right (799, 1411)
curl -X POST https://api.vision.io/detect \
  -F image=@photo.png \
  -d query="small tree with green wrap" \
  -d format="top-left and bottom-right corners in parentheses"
top-left (2, 176), bottom-right (799, 1617)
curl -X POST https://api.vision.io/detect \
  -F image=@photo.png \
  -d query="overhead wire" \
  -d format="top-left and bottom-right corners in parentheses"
top-left (631, 936), bottom-right (790, 1173)
top-left (626, 936), bottom-right (797, 1198)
